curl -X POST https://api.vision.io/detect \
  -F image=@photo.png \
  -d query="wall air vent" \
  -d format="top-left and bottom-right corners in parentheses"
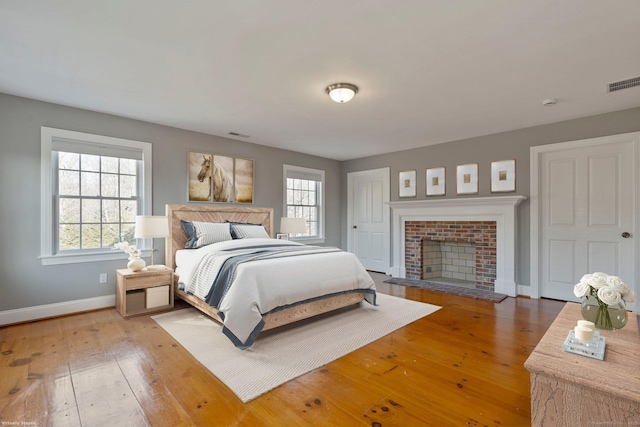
top-left (607, 75), bottom-right (640, 93)
top-left (228, 132), bottom-right (250, 138)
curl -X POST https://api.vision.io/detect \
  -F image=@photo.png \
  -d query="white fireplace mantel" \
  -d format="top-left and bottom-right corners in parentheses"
top-left (388, 196), bottom-right (526, 297)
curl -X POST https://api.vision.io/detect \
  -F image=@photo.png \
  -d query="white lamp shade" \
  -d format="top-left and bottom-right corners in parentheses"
top-left (280, 217), bottom-right (307, 234)
top-left (134, 216), bottom-right (169, 238)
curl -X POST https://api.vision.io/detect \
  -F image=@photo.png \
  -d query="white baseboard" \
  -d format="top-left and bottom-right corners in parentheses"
top-left (0, 294), bottom-right (116, 326)
top-left (494, 279), bottom-right (517, 297)
top-left (389, 265), bottom-right (404, 278)
top-left (517, 284), bottom-right (532, 297)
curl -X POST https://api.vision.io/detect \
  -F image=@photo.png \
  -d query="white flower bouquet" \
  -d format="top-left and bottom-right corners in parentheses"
top-left (113, 241), bottom-right (142, 259)
top-left (574, 272), bottom-right (636, 329)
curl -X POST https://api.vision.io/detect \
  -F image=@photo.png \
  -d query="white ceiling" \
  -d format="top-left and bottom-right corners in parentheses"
top-left (1, 1), bottom-right (640, 161)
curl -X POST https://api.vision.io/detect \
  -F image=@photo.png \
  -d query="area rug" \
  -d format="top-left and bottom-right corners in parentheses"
top-left (152, 293), bottom-right (440, 402)
top-left (384, 277), bottom-right (508, 303)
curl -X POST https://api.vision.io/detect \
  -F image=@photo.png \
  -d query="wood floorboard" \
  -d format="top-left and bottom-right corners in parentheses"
top-left (124, 315), bottom-right (255, 426)
top-left (62, 310), bottom-right (150, 427)
top-left (291, 355), bottom-right (453, 427)
top-left (23, 318), bottom-right (80, 426)
top-left (258, 380), bottom-right (372, 426)
top-left (0, 285), bottom-right (565, 426)
top-left (106, 309), bottom-right (195, 427)
top-left (330, 346), bottom-right (518, 426)
top-left (246, 393), bottom-right (317, 427)
top-left (0, 322), bottom-right (32, 424)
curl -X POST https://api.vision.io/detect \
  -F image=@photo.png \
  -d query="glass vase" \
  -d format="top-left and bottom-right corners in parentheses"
top-left (580, 295), bottom-right (628, 330)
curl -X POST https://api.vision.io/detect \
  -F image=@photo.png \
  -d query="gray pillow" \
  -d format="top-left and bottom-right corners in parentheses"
top-left (230, 223), bottom-right (270, 239)
top-left (181, 220), bottom-right (233, 248)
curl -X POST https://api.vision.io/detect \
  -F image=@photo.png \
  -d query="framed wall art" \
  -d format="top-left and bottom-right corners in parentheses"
top-left (188, 151), bottom-right (254, 203)
top-left (211, 155), bottom-right (235, 203)
top-left (398, 170), bottom-right (416, 198)
top-left (426, 167), bottom-right (445, 196)
top-left (188, 151), bottom-right (213, 202)
top-left (456, 163), bottom-right (478, 195)
top-left (234, 157), bottom-right (254, 204)
top-left (491, 159), bottom-right (516, 193)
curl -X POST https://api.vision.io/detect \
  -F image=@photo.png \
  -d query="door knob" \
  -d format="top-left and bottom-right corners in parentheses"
top-left (622, 232), bottom-right (631, 238)
top-left (353, 225), bottom-right (357, 229)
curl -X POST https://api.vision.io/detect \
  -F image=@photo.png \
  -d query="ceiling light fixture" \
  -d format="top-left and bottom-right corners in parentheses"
top-left (326, 83), bottom-right (358, 103)
top-left (542, 98), bottom-right (558, 107)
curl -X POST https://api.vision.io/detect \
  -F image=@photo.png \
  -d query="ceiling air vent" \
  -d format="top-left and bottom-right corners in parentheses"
top-left (228, 132), bottom-right (250, 138)
top-left (607, 75), bottom-right (640, 93)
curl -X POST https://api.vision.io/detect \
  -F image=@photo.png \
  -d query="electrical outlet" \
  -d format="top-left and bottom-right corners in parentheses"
top-left (99, 273), bottom-right (107, 283)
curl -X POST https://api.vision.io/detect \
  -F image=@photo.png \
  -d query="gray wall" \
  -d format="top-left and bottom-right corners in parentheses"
top-left (341, 107), bottom-right (640, 288)
top-left (0, 93), bottom-right (342, 312)
top-left (3, 90), bottom-right (640, 313)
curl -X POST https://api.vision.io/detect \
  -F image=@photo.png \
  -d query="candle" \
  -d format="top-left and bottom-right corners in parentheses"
top-left (575, 325), bottom-right (595, 341)
top-left (577, 320), bottom-right (595, 331)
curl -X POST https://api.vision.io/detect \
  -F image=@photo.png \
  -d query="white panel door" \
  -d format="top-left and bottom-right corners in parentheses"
top-left (348, 168), bottom-right (390, 273)
top-left (540, 140), bottom-right (635, 301)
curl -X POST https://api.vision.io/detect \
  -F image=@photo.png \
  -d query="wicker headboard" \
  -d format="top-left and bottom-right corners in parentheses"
top-left (165, 204), bottom-right (274, 270)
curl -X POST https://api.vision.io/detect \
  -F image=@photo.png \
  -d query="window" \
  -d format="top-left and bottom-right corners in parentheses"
top-left (283, 164), bottom-right (325, 243)
top-left (41, 127), bottom-right (152, 265)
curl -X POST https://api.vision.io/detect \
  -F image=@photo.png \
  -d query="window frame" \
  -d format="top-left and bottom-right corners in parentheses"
top-left (40, 127), bottom-right (153, 265)
top-left (283, 164), bottom-right (325, 244)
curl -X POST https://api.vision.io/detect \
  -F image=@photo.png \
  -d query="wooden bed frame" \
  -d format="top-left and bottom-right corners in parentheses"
top-left (165, 204), bottom-right (365, 331)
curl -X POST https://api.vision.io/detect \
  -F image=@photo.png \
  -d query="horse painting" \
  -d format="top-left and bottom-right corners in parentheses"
top-left (198, 156), bottom-right (235, 202)
top-left (197, 155), bottom-right (211, 184)
top-left (189, 153), bottom-right (237, 203)
top-left (211, 159), bottom-right (236, 202)
top-left (189, 153), bottom-right (213, 202)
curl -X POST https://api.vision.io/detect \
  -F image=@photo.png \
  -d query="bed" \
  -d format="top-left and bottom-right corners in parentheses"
top-left (165, 204), bottom-right (377, 349)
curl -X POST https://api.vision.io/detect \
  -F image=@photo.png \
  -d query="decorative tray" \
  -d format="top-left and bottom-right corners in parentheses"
top-left (562, 330), bottom-right (606, 360)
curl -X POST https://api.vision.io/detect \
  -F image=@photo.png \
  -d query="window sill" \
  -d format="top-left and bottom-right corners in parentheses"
top-left (40, 249), bottom-right (152, 266)
top-left (291, 237), bottom-right (326, 245)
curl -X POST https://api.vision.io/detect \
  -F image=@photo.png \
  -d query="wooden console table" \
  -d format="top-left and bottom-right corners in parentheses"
top-left (525, 303), bottom-right (640, 426)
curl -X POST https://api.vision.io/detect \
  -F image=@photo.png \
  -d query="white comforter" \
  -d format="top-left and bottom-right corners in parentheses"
top-left (175, 238), bottom-right (376, 349)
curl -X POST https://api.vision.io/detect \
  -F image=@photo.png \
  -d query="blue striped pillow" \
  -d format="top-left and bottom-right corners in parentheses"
top-left (181, 220), bottom-right (232, 248)
top-left (230, 223), bottom-right (270, 239)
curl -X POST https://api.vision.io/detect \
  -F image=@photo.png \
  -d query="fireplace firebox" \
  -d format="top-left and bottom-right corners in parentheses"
top-left (405, 221), bottom-right (496, 291)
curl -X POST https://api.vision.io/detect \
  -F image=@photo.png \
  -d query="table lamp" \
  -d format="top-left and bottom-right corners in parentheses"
top-left (135, 215), bottom-right (169, 271)
top-left (280, 217), bottom-right (307, 238)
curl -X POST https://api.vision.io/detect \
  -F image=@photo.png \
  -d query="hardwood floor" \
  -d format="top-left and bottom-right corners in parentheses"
top-left (0, 283), bottom-right (564, 427)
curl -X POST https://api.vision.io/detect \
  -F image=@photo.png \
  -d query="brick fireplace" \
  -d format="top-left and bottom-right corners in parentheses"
top-left (389, 196), bottom-right (525, 297)
top-left (405, 221), bottom-right (497, 291)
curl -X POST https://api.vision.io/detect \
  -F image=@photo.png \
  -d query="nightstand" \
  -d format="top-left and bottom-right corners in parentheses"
top-left (116, 268), bottom-right (174, 318)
